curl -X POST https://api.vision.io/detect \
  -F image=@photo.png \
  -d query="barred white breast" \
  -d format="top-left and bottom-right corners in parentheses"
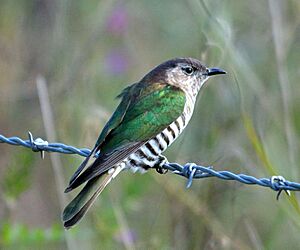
top-left (123, 93), bottom-right (196, 173)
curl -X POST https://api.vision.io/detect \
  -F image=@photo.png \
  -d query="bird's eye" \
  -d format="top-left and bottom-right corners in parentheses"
top-left (181, 66), bottom-right (194, 75)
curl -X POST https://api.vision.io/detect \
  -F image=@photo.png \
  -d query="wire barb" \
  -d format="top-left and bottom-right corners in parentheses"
top-left (182, 163), bottom-right (197, 188)
top-left (270, 176), bottom-right (291, 200)
top-left (1, 132), bottom-right (300, 196)
top-left (28, 131), bottom-right (48, 159)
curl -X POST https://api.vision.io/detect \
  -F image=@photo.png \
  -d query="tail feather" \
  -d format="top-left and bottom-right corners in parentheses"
top-left (62, 165), bottom-right (123, 229)
top-left (67, 146), bottom-right (97, 188)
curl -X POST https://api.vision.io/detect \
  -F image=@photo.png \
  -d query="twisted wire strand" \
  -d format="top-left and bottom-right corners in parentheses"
top-left (1, 132), bottom-right (299, 196)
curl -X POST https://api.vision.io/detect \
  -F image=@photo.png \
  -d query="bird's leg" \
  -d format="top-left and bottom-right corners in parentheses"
top-left (155, 155), bottom-right (168, 174)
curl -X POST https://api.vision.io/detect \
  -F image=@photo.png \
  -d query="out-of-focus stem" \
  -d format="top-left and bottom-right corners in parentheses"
top-left (36, 76), bottom-right (76, 250)
top-left (268, 0), bottom-right (297, 175)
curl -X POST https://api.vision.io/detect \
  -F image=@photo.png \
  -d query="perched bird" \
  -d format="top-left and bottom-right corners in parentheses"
top-left (62, 57), bottom-right (226, 228)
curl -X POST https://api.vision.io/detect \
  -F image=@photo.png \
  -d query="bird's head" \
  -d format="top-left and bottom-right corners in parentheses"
top-left (142, 57), bottom-right (226, 98)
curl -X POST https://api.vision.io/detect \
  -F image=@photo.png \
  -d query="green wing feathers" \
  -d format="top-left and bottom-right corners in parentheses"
top-left (102, 84), bottom-right (186, 151)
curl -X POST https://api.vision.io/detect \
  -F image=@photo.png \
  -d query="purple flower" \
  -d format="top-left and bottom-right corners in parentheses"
top-left (106, 4), bottom-right (129, 36)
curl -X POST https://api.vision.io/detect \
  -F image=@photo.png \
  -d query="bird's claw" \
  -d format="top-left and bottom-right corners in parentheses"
top-left (155, 155), bottom-right (168, 174)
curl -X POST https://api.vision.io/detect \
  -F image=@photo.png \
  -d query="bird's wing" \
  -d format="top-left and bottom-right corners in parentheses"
top-left (68, 84), bottom-right (135, 184)
top-left (66, 82), bottom-right (186, 191)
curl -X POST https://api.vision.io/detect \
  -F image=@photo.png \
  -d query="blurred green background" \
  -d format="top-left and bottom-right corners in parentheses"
top-left (0, 0), bottom-right (300, 249)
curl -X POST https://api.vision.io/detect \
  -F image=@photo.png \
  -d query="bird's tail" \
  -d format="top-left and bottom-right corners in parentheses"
top-left (62, 165), bottom-right (124, 229)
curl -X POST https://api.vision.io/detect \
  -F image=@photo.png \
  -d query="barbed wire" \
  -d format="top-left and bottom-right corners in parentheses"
top-left (1, 132), bottom-right (300, 199)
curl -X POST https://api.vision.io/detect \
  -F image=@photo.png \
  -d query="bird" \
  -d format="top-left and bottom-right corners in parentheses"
top-left (62, 57), bottom-right (226, 228)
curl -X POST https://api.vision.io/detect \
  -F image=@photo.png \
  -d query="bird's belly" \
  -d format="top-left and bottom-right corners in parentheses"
top-left (123, 110), bottom-right (192, 173)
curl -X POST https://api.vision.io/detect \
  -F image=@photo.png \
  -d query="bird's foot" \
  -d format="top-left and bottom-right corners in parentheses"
top-left (155, 155), bottom-right (168, 174)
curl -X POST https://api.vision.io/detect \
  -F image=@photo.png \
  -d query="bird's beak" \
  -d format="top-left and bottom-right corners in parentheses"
top-left (207, 67), bottom-right (226, 76)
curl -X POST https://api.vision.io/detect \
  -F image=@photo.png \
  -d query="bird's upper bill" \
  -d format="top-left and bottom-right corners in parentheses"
top-left (206, 67), bottom-right (227, 76)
